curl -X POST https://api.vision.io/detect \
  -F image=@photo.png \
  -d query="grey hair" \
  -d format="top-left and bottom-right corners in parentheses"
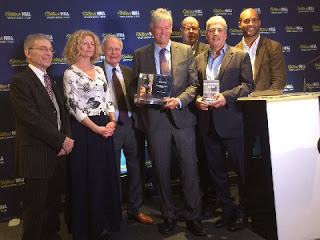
top-left (101, 35), bottom-right (123, 52)
top-left (206, 16), bottom-right (228, 32)
top-left (150, 8), bottom-right (173, 29)
top-left (24, 33), bottom-right (51, 51)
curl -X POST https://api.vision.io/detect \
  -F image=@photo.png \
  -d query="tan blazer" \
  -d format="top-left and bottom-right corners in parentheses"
top-left (235, 36), bottom-right (286, 91)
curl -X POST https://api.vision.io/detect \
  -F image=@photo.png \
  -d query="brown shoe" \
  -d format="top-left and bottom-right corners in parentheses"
top-left (129, 213), bottom-right (154, 224)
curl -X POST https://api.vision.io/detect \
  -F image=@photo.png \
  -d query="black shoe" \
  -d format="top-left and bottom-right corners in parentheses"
top-left (214, 216), bottom-right (233, 228)
top-left (227, 216), bottom-right (247, 232)
top-left (159, 218), bottom-right (176, 234)
top-left (186, 219), bottom-right (207, 236)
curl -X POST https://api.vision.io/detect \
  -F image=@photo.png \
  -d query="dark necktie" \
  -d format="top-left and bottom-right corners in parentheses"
top-left (112, 68), bottom-right (129, 124)
top-left (159, 48), bottom-right (171, 76)
top-left (44, 73), bottom-right (53, 100)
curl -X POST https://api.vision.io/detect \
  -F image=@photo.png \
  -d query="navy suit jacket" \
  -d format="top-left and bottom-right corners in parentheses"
top-left (196, 45), bottom-right (255, 138)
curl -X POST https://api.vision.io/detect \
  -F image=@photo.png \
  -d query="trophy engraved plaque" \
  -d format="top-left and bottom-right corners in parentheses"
top-left (135, 73), bottom-right (173, 105)
top-left (203, 79), bottom-right (220, 103)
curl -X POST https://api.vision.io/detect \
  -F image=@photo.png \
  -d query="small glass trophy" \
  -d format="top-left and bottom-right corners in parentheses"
top-left (203, 79), bottom-right (220, 103)
top-left (135, 73), bottom-right (173, 105)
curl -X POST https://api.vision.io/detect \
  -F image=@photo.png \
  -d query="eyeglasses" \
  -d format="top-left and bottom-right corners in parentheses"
top-left (29, 47), bottom-right (55, 54)
top-left (182, 27), bottom-right (199, 32)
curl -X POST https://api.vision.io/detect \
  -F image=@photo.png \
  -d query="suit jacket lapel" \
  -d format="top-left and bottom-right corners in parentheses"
top-left (254, 36), bottom-right (265, 81)
top-left (27, 67), bottom-right (55, 107)
top-left (217, 45), bottom-right (233, 80)
top-left (170, 42), bottom-right (179, 79)
top-left (120, 65), bottom-right (130, 89)
top-left (201, 50), bottom-right (209, 79)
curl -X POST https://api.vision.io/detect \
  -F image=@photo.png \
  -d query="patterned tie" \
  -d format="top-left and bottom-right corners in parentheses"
top-left (112, 68), bottom-right (129, 124)
top-left (44, 73), bottom-right (54, 100)
top-left (159, 48), bottom-right (171, 76)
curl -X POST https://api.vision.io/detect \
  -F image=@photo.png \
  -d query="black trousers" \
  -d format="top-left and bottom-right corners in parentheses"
top-left (22, 162), bottom-right (65, 240)
top-left (203, 134), bottom-right (246, 216)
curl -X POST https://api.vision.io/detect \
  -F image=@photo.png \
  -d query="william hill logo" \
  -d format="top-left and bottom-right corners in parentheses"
top-left (229, 28), bottom-right (243, 36)
top-left (0, 35), bottom-right (14, 43)
top-left (182, 9), bottom-right (203, 17)
top-left (297, 6), bottom-right (314, 13)
top-left (0, 156), bottom-right (4, 164)
top-left (270, 7), bottom-right (288, 14)
top-left (200, 29), bottom-right (206, 37)
top-left (0, 131), bottom-right (16, 140)
top-left (66, 34), bottom-right (71, 39)
top-left (171, 31), bottom-right (182, 39)
top-left (5, 11), bottom-right (31, 19)
top-left (0, 84), bottom-right (10, 92)
top-left (300, 44), bottom-right (317, 52)
top-left (312, 25), bottom-right (320, 32)
top-left (288, 64), bottom-right (305, 72)
top-left (283, 46), bottom-right (290, 53)
top-left (51, 57), bottom-right (66, 65)
top-left (0, 204), bottom-right (7, 213)
top-left (213, 8), bottom-right (232, 16)
top-left (82, 11), bottom-right (106, 19)
top-left (284, 84), bottom-right (294, 92)
top-left (102, 33), bottom-right (126, 40)
top-left (9, 58), bottom-right (27, 67)
top-left (122, 54), bottom-right (133, 62)
top-left (315, 63), bottom-right (320, 70)
top-left (136, 32), bottom-right (152, 40)
top-left (285, 26), bottom-right (303, 32)
top-left (118, 10), bottom-right (140, 18)
top-left (259, 27), bottom-right (276, 34)
top-left (45, 11), bottom-right (70, 19)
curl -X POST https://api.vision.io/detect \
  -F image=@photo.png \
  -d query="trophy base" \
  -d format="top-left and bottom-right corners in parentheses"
top-left (135, 97), bottom-right (166, 105)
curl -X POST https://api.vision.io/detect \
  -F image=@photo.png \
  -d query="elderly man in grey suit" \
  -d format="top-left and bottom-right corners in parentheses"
top-left (131, 8), bottom-right (206, 236)
top-left (99, 35), bottom-right (153, 225)
top-left (10, 33), bottom-right (74, 240)
top-left (195, 16), bottom-right (254, 232)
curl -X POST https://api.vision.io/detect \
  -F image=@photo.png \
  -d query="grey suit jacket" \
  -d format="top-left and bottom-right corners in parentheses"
top-left (131, 41), bottom-right (199, 134)
top-left (196, 45), bottom-right (255, 138)
top-left (235, 36), bottom-right (286, 91)
top-left (193, 41), bottom-right (210, 57)
top-left (10, 67), bottom-right (71, 179)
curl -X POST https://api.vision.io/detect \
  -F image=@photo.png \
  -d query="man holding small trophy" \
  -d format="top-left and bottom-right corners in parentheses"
top-left (195, 16), bottom-right (254, 232)
top-left (131, 8), bottom-right (207, 237)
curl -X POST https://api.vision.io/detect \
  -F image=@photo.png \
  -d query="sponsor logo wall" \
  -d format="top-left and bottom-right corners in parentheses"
top-left (1, 0), bottom-right (319, 220)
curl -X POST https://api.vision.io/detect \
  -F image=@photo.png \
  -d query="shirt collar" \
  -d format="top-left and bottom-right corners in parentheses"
top-left (242, 34), bottom-right (260, 49)
top-left (104, 61), bottom-right (120, 72)
top-left (154, 40), bottom-right (171, 54)
top-left (209, 43), bottom-right (227, 58)
top-left (28, 64), bottom-right (47, 80)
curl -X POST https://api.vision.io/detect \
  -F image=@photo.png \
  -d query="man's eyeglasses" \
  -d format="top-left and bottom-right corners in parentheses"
top-left (182, 27), bottom-right (199, 32)
top-left (29, 47), bottom-right (56, 54)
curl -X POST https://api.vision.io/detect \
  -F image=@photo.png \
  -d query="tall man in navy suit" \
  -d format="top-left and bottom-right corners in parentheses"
top-left (10, 33), bottom-right (74, 240)
top-left (99, 35), bottom-right (153, 225)
top-left (131, 8), bottom-right (207, 236)
top-left (195, 16), bottom-right (254, 232)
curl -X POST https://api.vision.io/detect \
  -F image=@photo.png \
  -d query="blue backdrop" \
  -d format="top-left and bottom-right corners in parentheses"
top-left (1, 0), bottom-right (319, 220)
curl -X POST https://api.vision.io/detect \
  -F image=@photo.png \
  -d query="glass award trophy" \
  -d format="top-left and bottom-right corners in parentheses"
top-left (203, 79), bottom-right (220, 103)
top-left (135, 73), bottom-right (173, 105)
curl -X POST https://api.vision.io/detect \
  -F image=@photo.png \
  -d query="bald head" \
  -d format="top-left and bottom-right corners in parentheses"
top-left (180, 16), bottom-right (200, 46)
top-left (238, 8), bottom-right (261, 40)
